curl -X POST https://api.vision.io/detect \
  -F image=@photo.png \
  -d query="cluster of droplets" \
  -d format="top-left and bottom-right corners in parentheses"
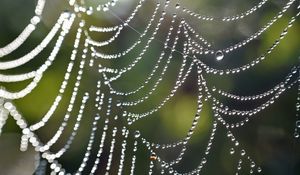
top-left (295, 67), bottom-right (300, 139)
top-left (117, 127), bottom-right (129, 175)
top-left (0, 98), bottom-right (9, 135)
top-left (0, 12), bottom-right (75, 100)
top-left (105, 126), bottom-right (118, 174)
top-left (0, 0), bottom-right (45, 57)
top-left (226, 130), bottom-right (262, 174)
top-left (181, 0), bottom-right (269, 22)
top-left (90, 118), bottom-right (109, 174)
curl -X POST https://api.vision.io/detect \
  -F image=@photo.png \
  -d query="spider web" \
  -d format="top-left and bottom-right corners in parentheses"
top-left (0, 0), bottom-right (300, 174)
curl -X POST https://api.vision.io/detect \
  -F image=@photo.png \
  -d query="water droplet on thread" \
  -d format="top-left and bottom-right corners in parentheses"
top-left (134, 131), bottom-right (140, 138)
top-left (215, 50), bottom-right (224, 61)
top-left (103, 5), bottom-right (109, 11)
top-left (294, 131), bottom-right (299, 138)
top-left (296, 120), bottom-right (300, 128)
top-left (241, 149), bottom-right (246, 156)
top-left (257, 167), bottom-right (262, 173)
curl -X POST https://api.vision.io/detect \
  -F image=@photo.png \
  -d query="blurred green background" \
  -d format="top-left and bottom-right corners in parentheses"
top-left (0, 0), bottom-right (300, 174)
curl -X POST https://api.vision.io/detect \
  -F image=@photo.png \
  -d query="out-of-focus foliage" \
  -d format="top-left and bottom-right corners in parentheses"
top-left (0, 0), bottom-right (299, 174)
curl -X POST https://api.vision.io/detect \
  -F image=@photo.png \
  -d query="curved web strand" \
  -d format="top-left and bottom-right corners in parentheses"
top-left (180, 0), bottom-right (269, 22)
top-left (108, 19), bottom-right (186, 97)
top-left (0, 0), bottom-right (299, 174)
top-left (183, 0), bottom-right (296, 56)
top-left (0, 0), bottom-right (45, 57)
top-left (91, 1), bottom-right (163, 60)
top-left (193, 10), bottom-right (299, 75)
top-left (87, 0), bottom-right (151, 47)
top-left (29, 22), bottom-right (84, 131)
top-left (0, 12), bottom-right (72, 70)
top-left (0, 14), bottom-right (75, 99)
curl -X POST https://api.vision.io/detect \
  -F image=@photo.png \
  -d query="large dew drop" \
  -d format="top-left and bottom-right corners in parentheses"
top-left (215, 50), bottom-right (224, 61)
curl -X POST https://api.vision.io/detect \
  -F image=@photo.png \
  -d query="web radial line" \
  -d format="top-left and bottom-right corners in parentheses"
top-left (0, 14), bottom-right (76, 99)
top-left (105, 126), bottom-right (118, 174)
top-left (129, 140), bottom-right (138, 175)
top-left (148, 160), bottom-right (154, 175)
top-left (194, 10), bottom-right (300, 75)
top-left (117, 128), bottom-right (129, 175)
top-left (40, 93), bottom-right (90, 160)
top-left (29, 23), bottom-right (84, 131)
top-left (89, 0), bottom-right (147, 32)
top-left (124, 60), bottom-right (194, 123)
top-left (181, 0), bottom-right (269, 22)
top-left (0, 0), bottom-right (45, 57)
top-left (185, 0), bottom-right (297, 56)
top-left (294, 65), bottom-right (300, 138)
top-left (0, 12), bottom-right (71, 70)
top-left (89, 118), bottom-right (109, 174)
top-left (120, 25), bottom-right (187, 106)
top-left (91, 2), bottom-right (161, 60)
top-left (217, 117), bottom-right (262, 174)
top-left (74, 114), bottom-right (101, 174)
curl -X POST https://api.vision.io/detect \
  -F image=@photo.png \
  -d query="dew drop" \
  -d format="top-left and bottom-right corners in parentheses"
top-left (296, 120), bottom-right (300, 128)
top-left (202, 157), bottom-right (207, 164)
top-left (257, 167), bottom-right (262, 173)
top-left (215, 50), bottom-right (224, 61)
top-left (175, 3), bottom-right (180, 9)
top-left (241, 149), bottom-right (246, 156)
top-left (103, 5), bottom-right (109, 11)
top-left (250, 162), bottom-right (255, 168)
top-left (134, 131), bottom-right (141, 138)
top-left (294, 131), bottom-right (299, 138)
top-left (230, 148), bottom-right (235, 154)
top-left (150, 152), bottom-right (157, 161)
top-left (86, 7), bottom-right (93, 15)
